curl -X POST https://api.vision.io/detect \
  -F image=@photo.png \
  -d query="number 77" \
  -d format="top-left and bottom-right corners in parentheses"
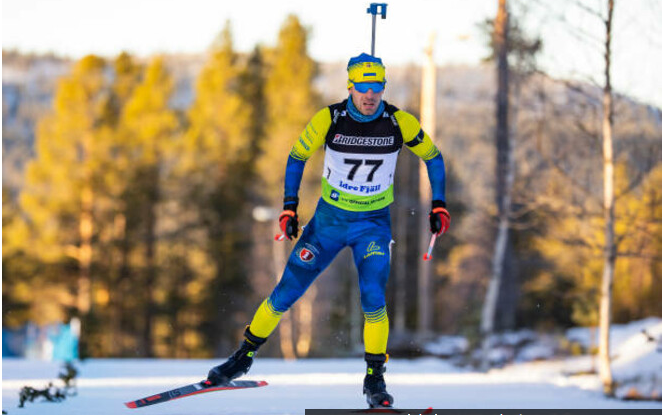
top-left (344, 158), bottom-right (383, 182)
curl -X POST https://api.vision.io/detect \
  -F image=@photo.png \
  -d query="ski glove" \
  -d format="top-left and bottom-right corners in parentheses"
top-left (429, 200), bottom-right (450, 236)
top-left (279, 197), bottom-right (299, 240)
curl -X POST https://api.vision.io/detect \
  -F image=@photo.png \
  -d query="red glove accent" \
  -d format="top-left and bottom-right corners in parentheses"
top-left (278, 210), bottom-right (299, 240)
top-left (429, 207), bottom-right (451, 236)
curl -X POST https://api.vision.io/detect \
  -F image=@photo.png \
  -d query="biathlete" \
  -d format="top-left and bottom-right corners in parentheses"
top-left (205, 53), bottom-right (451, 408)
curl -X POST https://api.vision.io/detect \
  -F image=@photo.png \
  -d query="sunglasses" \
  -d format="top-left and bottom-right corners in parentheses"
top-left (353, 82), bottom-right (385, 93)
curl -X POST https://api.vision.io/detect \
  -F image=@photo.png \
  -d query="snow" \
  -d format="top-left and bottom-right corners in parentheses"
top-left (2, 319), bottom-right (662, 414)
top-left (422, 336), bottom-right (469, 357)
top-left (566, 317), bottom-right (662, 351)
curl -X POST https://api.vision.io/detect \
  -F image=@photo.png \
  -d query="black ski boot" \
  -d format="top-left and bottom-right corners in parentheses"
top-left (205, 327), bottom-right (266, 386)
top-left (363, 353), bottom-right (394, 408)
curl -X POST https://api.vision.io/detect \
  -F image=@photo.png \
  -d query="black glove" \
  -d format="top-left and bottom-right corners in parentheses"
top-left (429, 200), bottom-right (451, 236)
top-left (278, 197), bottom-right (299, 240)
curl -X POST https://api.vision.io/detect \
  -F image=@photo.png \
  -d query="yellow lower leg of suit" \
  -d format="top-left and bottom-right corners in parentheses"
top-left (249, 298), bottom-right (389, 355)
top-left (363, 306), bottom-right (389, 354)
top-left (248, 299), bottom-right (283, 339)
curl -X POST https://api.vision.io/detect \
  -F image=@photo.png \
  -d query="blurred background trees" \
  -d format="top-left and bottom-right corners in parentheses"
top-left (2, 7), bottom-right (661, 362)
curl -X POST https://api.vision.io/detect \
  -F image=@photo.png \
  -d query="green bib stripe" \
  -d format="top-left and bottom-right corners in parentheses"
top-left (321, 177), bottom-right (394, 211)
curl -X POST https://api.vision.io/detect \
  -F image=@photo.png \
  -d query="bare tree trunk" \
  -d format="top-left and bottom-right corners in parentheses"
top-left (78, 135), bottom-right (94, 317)
top-left (273, 238), bottom-right (296, 360)
top-left (76, 129), bottom-right (95, 358)
top-left (78, 187), bottom-right (93, 313)
top-left (141, 164), bottom-right (159, 357)
top-left (109, 212), bottom-right (126, 356)
top-left (481, 0), bottom-right (511, 371)
top-left (598, 0), bottom-right (616, 396)
top-left (296, 286), bottom-right (317, 357)
top-left (497, 65), bottom-right (524, 332)
top-left (417, 33), bottom-right (437, 339)
top-left (348, 249), bottom-right (362, 350)
top-left (393, 203), bottom-right (407, 334)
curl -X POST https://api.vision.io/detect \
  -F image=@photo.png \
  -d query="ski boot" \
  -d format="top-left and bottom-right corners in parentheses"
top-left (205, 327), bottom-right (266, 386)
top-left (363, 353), bottom-right (394, 408)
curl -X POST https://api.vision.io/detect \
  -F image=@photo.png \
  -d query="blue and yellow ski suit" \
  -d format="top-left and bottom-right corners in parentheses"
top-left (249, 99), bottom-right (446, 354)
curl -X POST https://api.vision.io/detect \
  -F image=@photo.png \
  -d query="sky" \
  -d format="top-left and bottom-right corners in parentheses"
top-left (1, 0), bottom-right (662, 107)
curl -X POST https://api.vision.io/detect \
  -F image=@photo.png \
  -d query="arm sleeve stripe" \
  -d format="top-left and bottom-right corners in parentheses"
top-left (404, 129), bottom-right (425, 147)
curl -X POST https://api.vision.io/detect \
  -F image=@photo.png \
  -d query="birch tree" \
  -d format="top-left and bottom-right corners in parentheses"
top-left (598, 0), bottom-right (616, 395)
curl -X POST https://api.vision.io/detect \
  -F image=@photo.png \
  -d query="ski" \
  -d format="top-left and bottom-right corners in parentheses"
top-left (353, 407), bottom-right (433, 414)
top-left (124, 379), bottom-right (268, 408)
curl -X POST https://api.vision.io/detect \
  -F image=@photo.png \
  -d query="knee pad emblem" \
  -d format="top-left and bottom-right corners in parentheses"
top-left (299, 248), bottom-right (315, 262)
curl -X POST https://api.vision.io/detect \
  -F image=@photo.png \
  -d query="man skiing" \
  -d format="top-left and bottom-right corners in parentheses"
top-left (205, 53), bottom-right (450, 408)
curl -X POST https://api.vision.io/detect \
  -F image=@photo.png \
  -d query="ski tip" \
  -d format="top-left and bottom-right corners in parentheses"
top-left (257, 380), bottom-right (269, 387)
top-left (423, 253), bottom-right (431, 261)
top-left (124, 401), bottom-right (138, 409)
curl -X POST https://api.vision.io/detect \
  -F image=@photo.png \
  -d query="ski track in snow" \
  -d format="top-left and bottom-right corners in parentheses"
top-left (2, 358), bottom-right (660, 414)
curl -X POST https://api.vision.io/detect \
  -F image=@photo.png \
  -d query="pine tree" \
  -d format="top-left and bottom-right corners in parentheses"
top-left (112, 52), bottom-right (143, 116)
top-left (259, 14), bottom-right (320, 358)
top-left (116, 56), bottom-right (179, 356)
top-left (260, 15), bottom-right (319, 206)
top-left (103, 52), bottom-right (145, 356)
top-left (20, 55), bottom-right (111, 316)
top-left (179, 21), bottom-right (257, 355)
top-left (183, 22), bottom-right (253, 179)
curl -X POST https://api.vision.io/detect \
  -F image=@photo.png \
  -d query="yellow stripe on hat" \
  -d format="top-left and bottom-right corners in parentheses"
top-left (347, 61), bottom-right (386, 89)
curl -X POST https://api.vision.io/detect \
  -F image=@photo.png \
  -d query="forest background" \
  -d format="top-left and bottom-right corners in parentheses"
top-left (2, 1), bottom-right (661, 368)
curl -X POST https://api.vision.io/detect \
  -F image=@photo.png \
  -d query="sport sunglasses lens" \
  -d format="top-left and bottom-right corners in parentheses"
top-left (355, 83), bottom-right (384, 93)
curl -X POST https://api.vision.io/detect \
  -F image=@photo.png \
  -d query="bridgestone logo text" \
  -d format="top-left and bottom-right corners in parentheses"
top-left (332, 134), bottom-right (394, 146)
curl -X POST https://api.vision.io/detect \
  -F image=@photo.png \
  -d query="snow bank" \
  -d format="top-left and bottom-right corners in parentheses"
top-left (609, 318), bottom-right (662, 400)
top-left (423, 318), bottom-right (662, 400)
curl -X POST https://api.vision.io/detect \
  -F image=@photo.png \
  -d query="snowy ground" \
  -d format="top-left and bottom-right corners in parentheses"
top-left (2, 356), bottom-right (661, 414)
top-left (2, 318), bottom-right (661, 414)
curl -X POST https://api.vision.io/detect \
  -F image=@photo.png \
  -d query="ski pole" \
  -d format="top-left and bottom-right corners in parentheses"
top-left (274, 233), bottom-right (286, 242)
top-left (422, 233), bottom-right (437, 261)
top-left (367, 3), bottom-right (388, 56)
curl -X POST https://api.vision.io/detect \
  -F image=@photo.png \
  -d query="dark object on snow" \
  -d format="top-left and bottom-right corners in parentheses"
top-left (17, 362), bottom-right (78, 408)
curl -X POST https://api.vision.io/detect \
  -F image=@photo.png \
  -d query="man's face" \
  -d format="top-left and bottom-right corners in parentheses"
top-left (349, 83), bottom-right (385, 115)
